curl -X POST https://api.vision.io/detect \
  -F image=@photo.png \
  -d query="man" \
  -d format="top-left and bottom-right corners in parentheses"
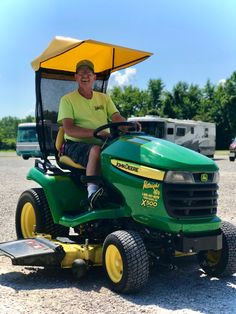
top-left (57, 60), bottom-right (127, 208)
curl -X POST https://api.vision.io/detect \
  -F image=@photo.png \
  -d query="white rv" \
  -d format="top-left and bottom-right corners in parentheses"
top-left (128, 115), bottom-right (216, 157)
top-left (16, 122), bottom-right (41, 159)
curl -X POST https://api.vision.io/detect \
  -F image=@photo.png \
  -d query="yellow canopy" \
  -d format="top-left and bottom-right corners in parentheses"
top-left (31, 36), bottom-right (153, 73)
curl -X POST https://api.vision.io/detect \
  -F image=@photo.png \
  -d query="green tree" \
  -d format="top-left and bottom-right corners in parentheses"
top-left (0, 115), bottom-right (35, 150)
top-left (159, 82), bottom-right (202, 119)
top-left (109, 85), bottom-right (149, 118)
top-left (224, 72), bottom-right (236, 137)
top-left (146, 79), bottom-right (164, 113)
top-left (195, 80), bottom-right (216, 122)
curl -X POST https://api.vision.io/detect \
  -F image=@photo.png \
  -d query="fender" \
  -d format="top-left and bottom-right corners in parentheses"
top-left (27, 167), bottom-right (129, 227)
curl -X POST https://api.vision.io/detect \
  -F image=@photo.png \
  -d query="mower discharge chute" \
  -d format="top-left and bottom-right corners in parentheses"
top-left (1, 36), bottom-right (236, 294)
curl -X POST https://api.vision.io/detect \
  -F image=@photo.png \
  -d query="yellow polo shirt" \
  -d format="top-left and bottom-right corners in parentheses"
top-left (57, 90), bottom-right (118, 144)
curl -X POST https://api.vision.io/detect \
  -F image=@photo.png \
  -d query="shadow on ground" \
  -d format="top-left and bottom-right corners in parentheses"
top-left (1, 256), bottom-right (236, 313)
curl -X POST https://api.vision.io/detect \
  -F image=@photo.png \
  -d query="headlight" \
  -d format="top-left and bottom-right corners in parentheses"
top-left (164, 171), bottom-right (219, 184)
top-left (164, 171), bottom-right (194, 184)
top-left (213, 171), bottom-right (219, 184)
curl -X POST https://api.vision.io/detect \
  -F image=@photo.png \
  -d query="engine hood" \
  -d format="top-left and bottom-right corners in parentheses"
top-left (102, 135), bottom-right (218, 172)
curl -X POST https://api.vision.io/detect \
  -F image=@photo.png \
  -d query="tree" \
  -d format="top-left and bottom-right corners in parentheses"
top-left (224, 72), bottom-right (236, 137)
top-left (0, 115), bottom-right (35, 150)
top-left (146, 79), bottom-right (164, 113)
top-left (109, 85), bottom-right (149, 118)
top-left (159, 82), bottom-right (202, 120)
top-left (195, 80), bottom-right (216, 122)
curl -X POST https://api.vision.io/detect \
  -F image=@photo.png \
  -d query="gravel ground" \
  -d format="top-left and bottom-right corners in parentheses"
top-left (0, 152), bottom-right (236, 314)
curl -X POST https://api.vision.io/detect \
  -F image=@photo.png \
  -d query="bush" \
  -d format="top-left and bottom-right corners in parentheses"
top-left (0, 138), bottom-right (16, 150)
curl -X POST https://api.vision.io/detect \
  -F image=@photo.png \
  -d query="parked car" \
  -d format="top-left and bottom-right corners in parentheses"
top-left (229, 137), bottom-right (236, 161)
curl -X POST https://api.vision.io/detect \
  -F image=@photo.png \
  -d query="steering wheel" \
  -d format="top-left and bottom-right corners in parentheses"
top-left (93, 122), bottom-right (138, 141)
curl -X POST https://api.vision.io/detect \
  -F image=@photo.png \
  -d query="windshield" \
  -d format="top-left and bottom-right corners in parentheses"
top-left (17, 126), bottom-right (38, 142)
top-left (36, 69), bottom-right (110, 158)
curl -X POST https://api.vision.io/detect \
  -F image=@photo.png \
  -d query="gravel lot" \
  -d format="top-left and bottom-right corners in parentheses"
top-left (0, 152), bottom-right (236, 314)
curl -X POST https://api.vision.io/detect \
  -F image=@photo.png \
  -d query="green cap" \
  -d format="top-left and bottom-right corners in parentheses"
top-left (76, 60), bottom-right (94, 73)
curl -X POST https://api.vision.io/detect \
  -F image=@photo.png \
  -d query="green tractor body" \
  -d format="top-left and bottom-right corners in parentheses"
top-left (27, 134), bottom-right (220, 235)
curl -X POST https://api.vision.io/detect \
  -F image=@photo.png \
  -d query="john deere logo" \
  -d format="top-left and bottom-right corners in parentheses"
top-left (200, 173), bottom-right (208, 182)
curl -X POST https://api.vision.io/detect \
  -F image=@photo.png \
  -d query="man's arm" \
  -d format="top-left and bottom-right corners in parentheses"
top-left (111, 112), bottom-right (126, 123)
top-left (62, 118), bottom-right (94, 138)
top-left (62, 118), bottom-right (110, 139)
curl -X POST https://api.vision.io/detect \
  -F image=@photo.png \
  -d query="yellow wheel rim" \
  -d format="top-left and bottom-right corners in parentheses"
top-left (206, 250), bottom-right (222, 266)
top-left (105, 244), bottom-right (123, 283)
top-left (21, 202), bottom-right (36, 238)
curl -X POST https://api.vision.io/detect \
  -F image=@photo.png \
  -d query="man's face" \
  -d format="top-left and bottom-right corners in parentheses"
top-left (75, 66), bottom-right (96, 88)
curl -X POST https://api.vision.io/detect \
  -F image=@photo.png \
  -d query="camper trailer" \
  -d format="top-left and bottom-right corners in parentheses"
top-left (16, 122), bottom-right (41, 159)
top-left (128, 116), bottom-right (216, 157)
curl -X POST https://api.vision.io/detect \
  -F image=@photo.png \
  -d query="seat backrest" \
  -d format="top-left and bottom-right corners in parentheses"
top-left (55, 126), bottom-right (65, 152)
top-left (54, 126), bottom-right (85, 170)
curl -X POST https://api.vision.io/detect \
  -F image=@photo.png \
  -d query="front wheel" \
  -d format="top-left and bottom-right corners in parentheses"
top-left (103, 230), bottom-right (149, 293)
top-left (197, 221), bottom-right (236, 277)
top-left (15, 188), bottom-right (69, 239)
top-left (22, 155), bottom-right (30, 160)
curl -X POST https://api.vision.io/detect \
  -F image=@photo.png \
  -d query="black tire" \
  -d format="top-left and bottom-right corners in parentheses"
top-left (72, 259), bottom-right (87, 279)
top-left (103, 230), bottom-right (149, 293)
top-left (229, 157), bottom-right (235, 162)
top-left (197, 221), bottom-right (236, 277)
top-left (15, 188), bottom-right (69, 239)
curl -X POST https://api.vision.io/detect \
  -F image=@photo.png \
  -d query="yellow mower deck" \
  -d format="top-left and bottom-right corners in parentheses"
top-left (0, 235), bottom-right (102, 268)
top-left (55, 241), bottom-right (102, 268)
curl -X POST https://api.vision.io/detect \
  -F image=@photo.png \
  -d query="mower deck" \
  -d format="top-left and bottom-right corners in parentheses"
top-left (0, 236), bottom-right (102, 268)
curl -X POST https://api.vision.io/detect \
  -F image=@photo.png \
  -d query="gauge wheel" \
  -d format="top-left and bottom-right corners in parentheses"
top-left (197, 221), bottom-right (236, 277)
top-left (103, 230), bottom-right (149, 293)
top-left (15, 188), bottom-right (69, 239)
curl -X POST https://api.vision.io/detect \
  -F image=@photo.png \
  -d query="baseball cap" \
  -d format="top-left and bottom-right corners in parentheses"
top-left (76, 60), bottom-right (94, 73)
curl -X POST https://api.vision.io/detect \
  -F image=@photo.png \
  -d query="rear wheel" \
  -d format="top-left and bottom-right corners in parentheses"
top-left (229, 156), bottom-right (235, 162)
top-left (15, 188), bottom-right (69, 239)
top-left (103, 230), bottom-right (149, 293)
top-left (197, 221), bottom-right (236, 277)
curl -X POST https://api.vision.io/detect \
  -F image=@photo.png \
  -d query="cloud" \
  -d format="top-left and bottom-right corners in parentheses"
top-left (109, 67), bottom-right (137, 88)
top-left (218, 79), bottom-right (226, 86)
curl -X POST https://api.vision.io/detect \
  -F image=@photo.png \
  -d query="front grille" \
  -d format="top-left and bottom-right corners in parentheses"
top-left (163, 183), bottom-right (218, 218)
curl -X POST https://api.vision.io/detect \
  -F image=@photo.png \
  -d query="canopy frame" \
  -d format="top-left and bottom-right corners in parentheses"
top-left (31, 36), bottom-right (153, 162)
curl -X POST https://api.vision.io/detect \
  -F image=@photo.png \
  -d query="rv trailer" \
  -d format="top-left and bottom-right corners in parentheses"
top-left (16, 123), bottom-right (41, 159)
top-left (128, 115), bottom-right (216, 157)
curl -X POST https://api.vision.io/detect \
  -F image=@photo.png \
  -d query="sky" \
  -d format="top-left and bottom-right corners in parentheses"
top-left (0, 0), bottom-right (236, 118)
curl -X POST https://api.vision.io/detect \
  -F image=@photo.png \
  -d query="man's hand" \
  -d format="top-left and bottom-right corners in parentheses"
top-left (119, 121), bottom-right (142, 133)
top-left (97, 130), bottom-right (111, 139)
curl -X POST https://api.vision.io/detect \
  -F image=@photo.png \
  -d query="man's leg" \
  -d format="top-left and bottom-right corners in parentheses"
top-left (86, 145), bottom-right (101, 177)
top-left (63, 142), bottom-right (104, 208)
top-left (86, 145), bottom-right (104, 207)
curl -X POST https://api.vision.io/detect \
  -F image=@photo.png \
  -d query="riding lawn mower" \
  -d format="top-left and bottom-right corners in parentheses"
top-left (1, 36), bottom-right (236, 294)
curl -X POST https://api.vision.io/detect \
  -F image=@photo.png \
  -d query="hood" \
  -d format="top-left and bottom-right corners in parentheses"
top-left (103, 135), bottom-right (218, 172)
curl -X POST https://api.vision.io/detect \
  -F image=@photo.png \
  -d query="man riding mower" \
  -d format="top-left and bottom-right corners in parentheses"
top-left (0, 36), bottom-right (236, 294)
